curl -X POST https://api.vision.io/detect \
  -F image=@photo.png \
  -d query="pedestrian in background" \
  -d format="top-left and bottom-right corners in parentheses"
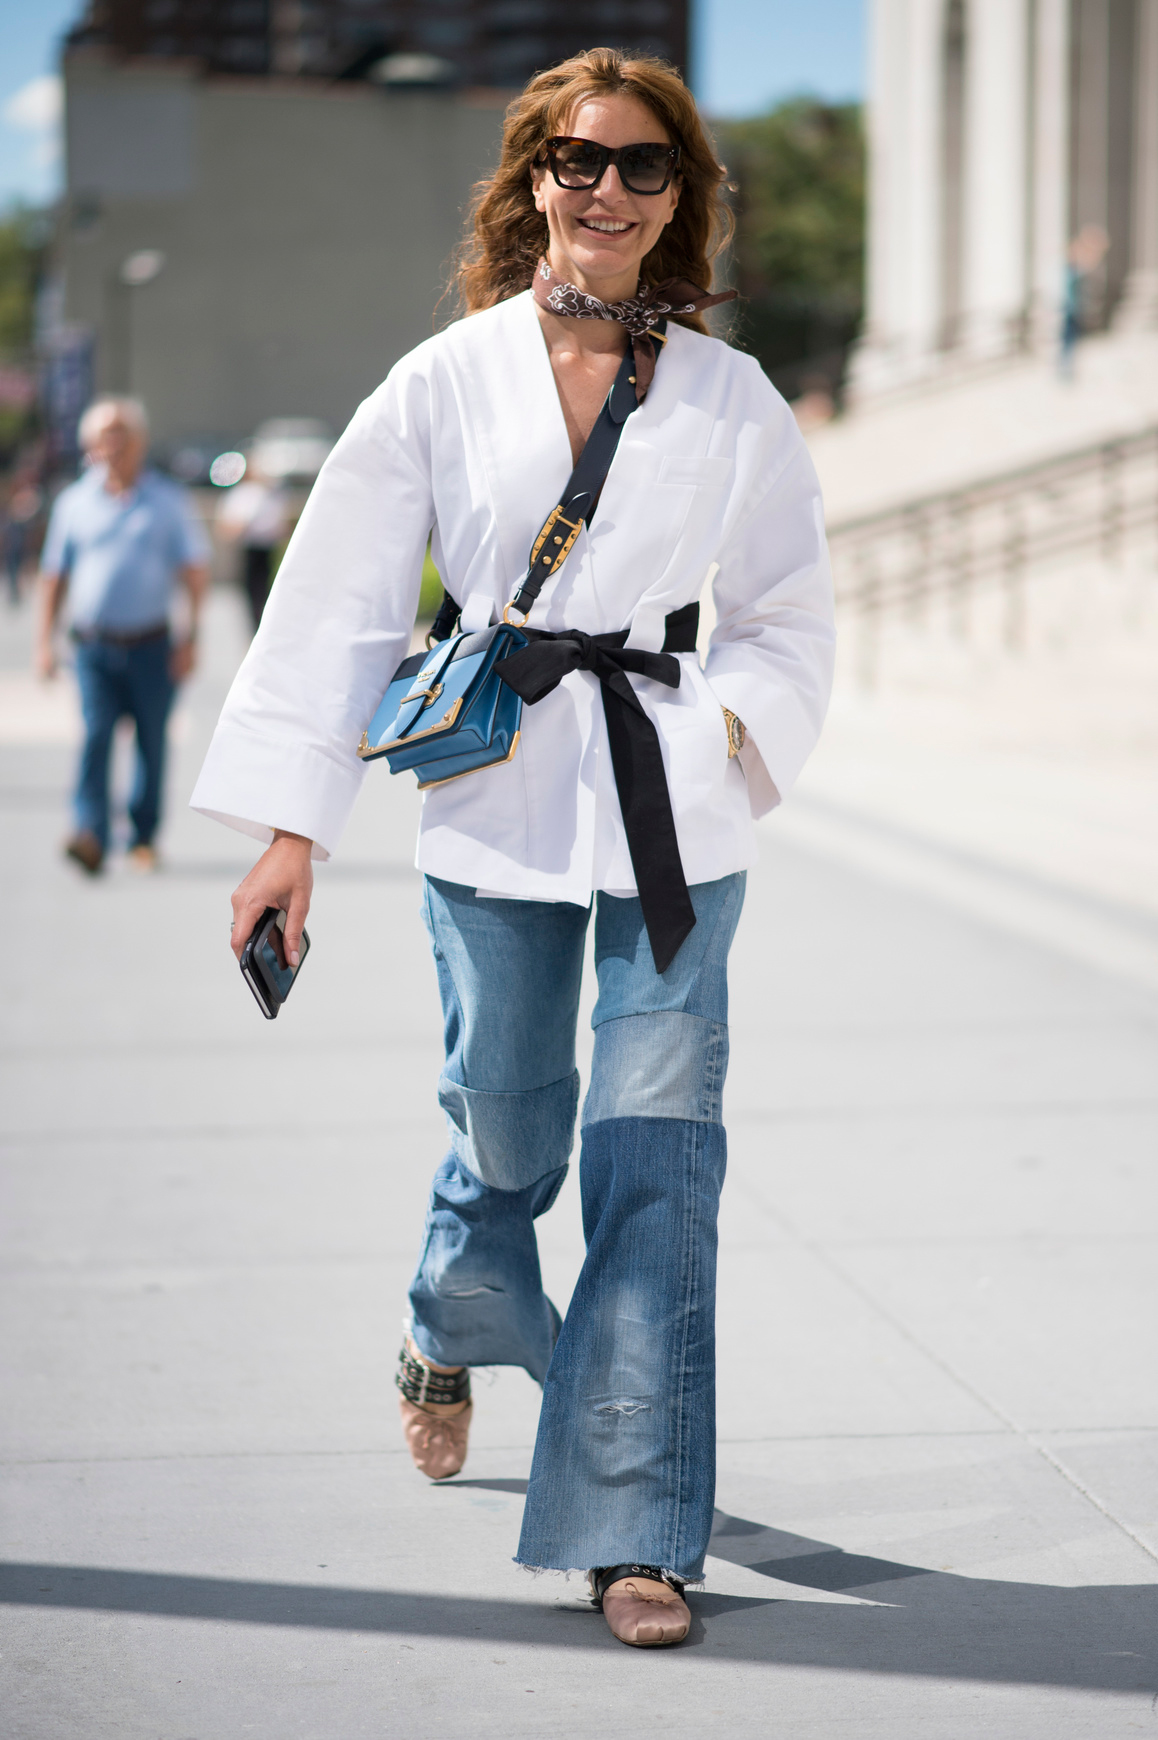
top-left (35, 396), bottom-right (210, 874)
top-left (1059, 223), bottom-right (1109, 379)
top-left (2, 474), bottom-right (44, 605)
top-left (214, 459), bottom-right (289, 634)
top-left (195, 49), bottom-right (832, 1648)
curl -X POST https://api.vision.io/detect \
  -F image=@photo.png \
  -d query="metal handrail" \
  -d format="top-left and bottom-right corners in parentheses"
top-left (826, 424), bottom-right (1158, 538)
top-left (825, 425), bottom-right (1158, 639)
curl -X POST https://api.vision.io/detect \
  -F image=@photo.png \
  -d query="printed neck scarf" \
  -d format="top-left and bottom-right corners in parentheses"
top-left (531, 257), bottom-right (737, 399)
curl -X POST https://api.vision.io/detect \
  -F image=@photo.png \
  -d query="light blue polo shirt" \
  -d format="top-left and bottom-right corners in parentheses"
top-left (42, 466), bottom-right (210, 635)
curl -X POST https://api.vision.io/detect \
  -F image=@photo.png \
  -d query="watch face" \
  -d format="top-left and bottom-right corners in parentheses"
top-left (726, 711), bottom-right (745, 756)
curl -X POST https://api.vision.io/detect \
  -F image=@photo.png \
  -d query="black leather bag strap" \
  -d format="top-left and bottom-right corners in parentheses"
top-left (428, 321), bottom-right (664, 642)
top-left (508, 330), bottom-right (655, 620)
top-left (427, 587), bottom-right (461, 645)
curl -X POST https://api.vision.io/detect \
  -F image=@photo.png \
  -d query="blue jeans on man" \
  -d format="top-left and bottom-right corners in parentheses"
top-left (410, 869), bottom-right (746, 1582)
top-left (73, 630), bottom-right (174, 854)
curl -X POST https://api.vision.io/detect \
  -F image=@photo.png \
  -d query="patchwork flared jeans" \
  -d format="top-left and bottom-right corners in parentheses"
top-left (407, 870), bottom-right (745, 1582)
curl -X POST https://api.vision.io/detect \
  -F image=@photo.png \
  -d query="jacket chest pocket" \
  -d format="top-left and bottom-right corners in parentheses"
top-left (657, 456), bottom-right (734, 490)
top-left (588, 448), bottom-right (734, 592)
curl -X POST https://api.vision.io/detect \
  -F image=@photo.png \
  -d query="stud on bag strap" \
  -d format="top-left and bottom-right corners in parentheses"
top-left (428, 322), bottom-right (664, 643)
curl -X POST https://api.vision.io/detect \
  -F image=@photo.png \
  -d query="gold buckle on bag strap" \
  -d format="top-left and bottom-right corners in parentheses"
top-left (528, 504), bottom-right (584, 579)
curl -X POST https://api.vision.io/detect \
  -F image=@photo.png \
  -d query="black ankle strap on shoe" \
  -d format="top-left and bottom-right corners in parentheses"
top-left (395, 1342), bottom-right (471, 1407)
top-left (592, 1564), bottom-right (685, 1604)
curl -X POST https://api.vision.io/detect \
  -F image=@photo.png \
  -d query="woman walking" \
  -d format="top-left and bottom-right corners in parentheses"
top-left (193, 47), bottom-right (833, 1648)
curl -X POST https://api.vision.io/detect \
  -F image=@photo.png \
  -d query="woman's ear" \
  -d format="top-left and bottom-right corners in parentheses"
top-left (531, 161), bottom-right (547, 214)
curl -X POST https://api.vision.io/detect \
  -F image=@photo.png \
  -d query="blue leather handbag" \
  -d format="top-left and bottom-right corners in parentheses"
top-left (356, 621), bottom-right (528, 788)
top-left (357, 334), bottom-right (652, 792)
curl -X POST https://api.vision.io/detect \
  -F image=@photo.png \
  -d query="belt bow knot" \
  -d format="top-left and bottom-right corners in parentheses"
top-left (496, 621), bottom-right (696, 972)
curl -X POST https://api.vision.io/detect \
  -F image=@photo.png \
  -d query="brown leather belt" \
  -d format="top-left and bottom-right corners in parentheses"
top-left (70, 623), bottom-right (169, 649)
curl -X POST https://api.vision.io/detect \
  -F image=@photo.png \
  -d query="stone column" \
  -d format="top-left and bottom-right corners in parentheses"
top-left (1115, 0), bottom-right (1158, 329)
top-left (1027, 0), bottom-right (1071, 352)
top-left (958, 0), bottom-right (1032, 360)
top-left (850, 0), bottom-right (949, 398)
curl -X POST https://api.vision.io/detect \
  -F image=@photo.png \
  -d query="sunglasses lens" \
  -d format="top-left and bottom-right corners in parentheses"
top-left (619, 145), bottom-right (673, 192)
top-left (551, 140), bottom-right (604, 187)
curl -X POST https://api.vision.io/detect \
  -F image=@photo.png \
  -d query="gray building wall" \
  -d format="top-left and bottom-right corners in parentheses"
top-left (60, 51), bottom-right (507, 447)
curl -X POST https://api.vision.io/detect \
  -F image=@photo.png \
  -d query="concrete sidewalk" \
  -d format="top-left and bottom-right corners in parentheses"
top-left (1, 589), bottom-right (1156, 1737)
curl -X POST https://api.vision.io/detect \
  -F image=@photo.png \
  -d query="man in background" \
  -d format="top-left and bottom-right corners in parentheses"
top-left (35, 397), bottom-right (210, 874)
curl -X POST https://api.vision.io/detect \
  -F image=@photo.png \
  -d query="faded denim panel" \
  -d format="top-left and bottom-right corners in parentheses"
top-left (409, 1154), bottom-right (564, 1384)
top-left (424, 875), bottom-right (587, 1092)
top-left (592, 871), bottom-right (745, 1026)
top-left (439, 1068), bottom-right (581, 1191)
top-left (582, 1011), bottom-right (729, 1126)
top-left (424, 874), bottom-right (587, 1190)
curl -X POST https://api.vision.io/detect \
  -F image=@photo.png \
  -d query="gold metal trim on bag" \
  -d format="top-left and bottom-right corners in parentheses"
top-left (415, 730), bottom-right (521, 790)
top-left (356, 694), bottom-right (464, 760)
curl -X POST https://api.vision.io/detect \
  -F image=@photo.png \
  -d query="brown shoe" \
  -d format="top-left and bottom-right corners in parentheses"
top-left (64, 831), bottom-right (103, 874)
top-left (398, 1395), bottom-right (473, 1480)
top-left (593, 1565), bottom-right (691, 1648)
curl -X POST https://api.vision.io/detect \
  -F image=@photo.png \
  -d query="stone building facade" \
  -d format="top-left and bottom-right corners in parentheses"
top-left (57, 50), bottom-right (506, 451)
top-left (852, 0), bottom-right (1158, 398)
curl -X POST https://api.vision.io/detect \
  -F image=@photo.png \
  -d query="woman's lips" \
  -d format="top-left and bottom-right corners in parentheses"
top-left (576, 217), bottom-right (638, 234)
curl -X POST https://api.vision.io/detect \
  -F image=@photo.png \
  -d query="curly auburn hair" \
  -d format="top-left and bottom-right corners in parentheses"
top-left (453, 47), bottom-right (733, 334)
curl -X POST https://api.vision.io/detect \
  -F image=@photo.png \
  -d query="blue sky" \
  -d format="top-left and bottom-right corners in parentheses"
top-left (694, 0), bottom-right (866, 116)
top-left (0, 0), bottom-right (867, 208)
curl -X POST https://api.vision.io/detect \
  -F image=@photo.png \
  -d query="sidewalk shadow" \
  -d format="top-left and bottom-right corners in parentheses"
top-left (2, 1505), bottom-right (1156, 1690)
top-left (699, 1507), bottom-right (1158, 1691)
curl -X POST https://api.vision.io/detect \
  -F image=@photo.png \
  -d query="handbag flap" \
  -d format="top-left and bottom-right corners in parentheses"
top-left (361, 624), bottom-right (522, 756)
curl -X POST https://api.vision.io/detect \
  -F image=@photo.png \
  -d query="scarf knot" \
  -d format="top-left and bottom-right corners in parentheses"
top-left (532, 258), bottom-right (737, 399)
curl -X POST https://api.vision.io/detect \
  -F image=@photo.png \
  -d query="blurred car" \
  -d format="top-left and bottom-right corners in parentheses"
top-left (157, 439), bottom-right (241, 486)
top-left (247, 418), bottom-right (334, 485)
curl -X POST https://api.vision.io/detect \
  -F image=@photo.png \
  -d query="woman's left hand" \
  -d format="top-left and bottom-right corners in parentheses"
top-left (230, 830), bottom-right (314, 965)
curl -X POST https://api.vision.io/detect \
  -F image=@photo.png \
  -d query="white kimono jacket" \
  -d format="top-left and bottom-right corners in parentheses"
top-left (191, 290), bottom-right (835, 903)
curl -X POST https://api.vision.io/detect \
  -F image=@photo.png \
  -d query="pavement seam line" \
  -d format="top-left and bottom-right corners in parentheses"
top-left (731, 1175), bottom-right (1158, 1568)
top-left (806, 1238), bottom-right (1158, 1569)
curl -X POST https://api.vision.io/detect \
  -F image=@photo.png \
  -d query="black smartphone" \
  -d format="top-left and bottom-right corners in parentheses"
top-left (239, 907), bottom-right (310, 1019)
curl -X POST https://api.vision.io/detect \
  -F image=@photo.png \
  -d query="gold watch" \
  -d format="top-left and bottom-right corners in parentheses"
top-left (722, 707), bottom-right (746, 758)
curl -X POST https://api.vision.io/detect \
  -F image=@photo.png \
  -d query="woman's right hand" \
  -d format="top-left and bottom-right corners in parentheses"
top-left (230, 829), bottom-right (314, 966)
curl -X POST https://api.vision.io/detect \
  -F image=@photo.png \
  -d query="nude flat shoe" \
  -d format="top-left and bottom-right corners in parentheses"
top-left (592, 1564), bottom-right (691, 1648)
top-left (395, 1339), bottom-right (473, 1480)
top-left (398, 1395), bottom-right (473, 1481)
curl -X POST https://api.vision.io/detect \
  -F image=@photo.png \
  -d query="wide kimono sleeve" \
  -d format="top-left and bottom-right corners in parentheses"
top-left (703, 407), bottom-right (836, 820)
top-left (189, 362), bottom-right (435, 858)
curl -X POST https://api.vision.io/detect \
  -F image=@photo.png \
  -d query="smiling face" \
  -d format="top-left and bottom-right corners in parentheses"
top-left (531, 92), bottom-right (681, 302)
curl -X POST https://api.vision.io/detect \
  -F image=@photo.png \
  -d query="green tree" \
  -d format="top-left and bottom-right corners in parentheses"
top-left (0, 205), bottom-right (48, 460)
top-left (716, 99), bottom-right (865, 400)
top-left (0, 206), bottom-right (46, 356)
